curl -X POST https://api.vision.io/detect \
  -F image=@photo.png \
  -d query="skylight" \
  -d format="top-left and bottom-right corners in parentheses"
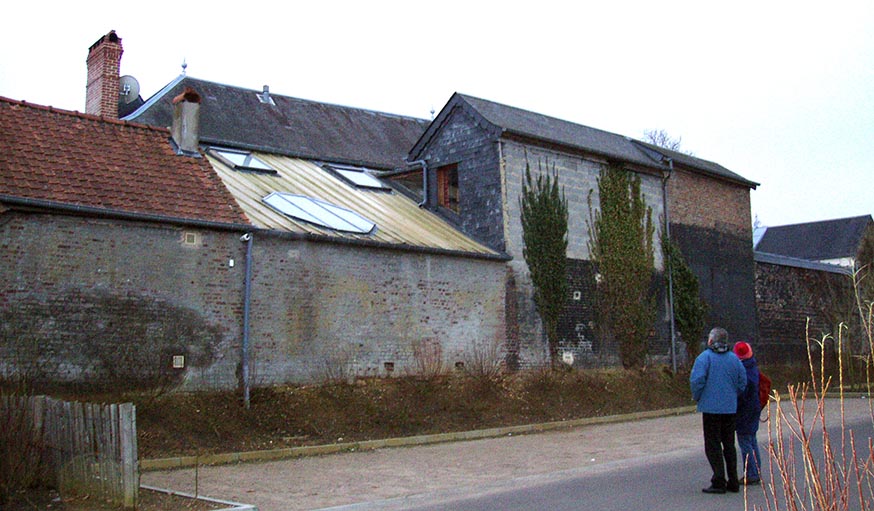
top-left (210, 148), bottom-right (275, 172)
top-left (263, 192), bottom-right (376, 234)
top-left (324, 163), bottom-right (391, 191)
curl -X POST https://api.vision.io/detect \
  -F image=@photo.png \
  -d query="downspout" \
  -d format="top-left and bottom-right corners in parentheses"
top-left (662, 158), bottom-right (678, 374)
top-left (240, 232), bottom-right (254, 409)
top-left (406, 159), bottom-right (429, 207)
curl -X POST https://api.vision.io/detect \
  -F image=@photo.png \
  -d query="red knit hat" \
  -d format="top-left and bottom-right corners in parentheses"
top-left (733, 341), bottom-right (753, 360)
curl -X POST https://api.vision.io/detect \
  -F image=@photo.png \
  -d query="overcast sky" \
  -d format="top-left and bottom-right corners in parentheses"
top-left (1, 1), bottom-right (871, 228)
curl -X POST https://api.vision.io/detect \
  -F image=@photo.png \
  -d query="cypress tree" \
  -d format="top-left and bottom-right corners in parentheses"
top-left (520, 160), bottom-right (569, 365)
top-left (588, 163), bottom-right (655, 369)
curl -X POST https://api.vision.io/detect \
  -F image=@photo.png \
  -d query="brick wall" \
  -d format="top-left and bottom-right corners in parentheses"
top-left (668, 167), bottom-right (752, 238)
top-left (0, 212), bottom-right (245, 390)
top-left (666, 165), bottom-right (757, 346)
top-left (755, 260), bottom-right (850, 364)
top-left (0, 211), bottom-right (508, 389)
top-left (246, 235), bottom-right (508, 383)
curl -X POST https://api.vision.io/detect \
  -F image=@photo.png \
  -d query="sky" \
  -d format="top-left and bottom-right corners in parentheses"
top-left (1, 1), bottom-right (871, 228)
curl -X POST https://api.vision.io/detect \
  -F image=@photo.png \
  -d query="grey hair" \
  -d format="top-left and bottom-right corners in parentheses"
top-left (708, 327), bottom-right (729, 344)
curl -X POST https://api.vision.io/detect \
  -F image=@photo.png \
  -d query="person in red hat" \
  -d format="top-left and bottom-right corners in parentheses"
top-left (733, 341), bottom-right (762, 485)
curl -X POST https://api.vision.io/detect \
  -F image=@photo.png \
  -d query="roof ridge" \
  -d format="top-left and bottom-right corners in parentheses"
top-left (163, 76), bottom-right (430, 124)
top-left (457, 93), bottom-right (636, 143)
top-left (1, 95), bottom-right (169, 133)
top-left (767, 215), bottom-right (873, 229)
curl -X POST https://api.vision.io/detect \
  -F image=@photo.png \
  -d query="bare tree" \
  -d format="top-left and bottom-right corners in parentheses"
top-left (643, 129), bottom-right (693, 155)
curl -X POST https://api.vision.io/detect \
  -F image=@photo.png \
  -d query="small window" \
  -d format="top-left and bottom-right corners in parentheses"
top-left (210, 148), bottom-right (276, 174)
top-left (324, 163), bottom-right (391, 191)
top-left (437, 164), bottom-right (459, 212)
top-left (263, 192), bottom-right (376, 234)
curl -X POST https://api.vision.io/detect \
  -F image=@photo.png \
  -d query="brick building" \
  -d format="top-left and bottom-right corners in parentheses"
top-left (0, 31), bottom-right (763, 390)
top-left (753, 215), bottom-right (873, 361)
top-left (408, 94), bottom-right (759, 366)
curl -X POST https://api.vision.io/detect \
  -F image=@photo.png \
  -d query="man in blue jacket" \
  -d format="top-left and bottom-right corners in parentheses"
top-left (690, 327), bottom-right (747, 494)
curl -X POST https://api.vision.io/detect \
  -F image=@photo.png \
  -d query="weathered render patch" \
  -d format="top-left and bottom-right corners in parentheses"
top-left (0, 289), bottom-right (222, 391)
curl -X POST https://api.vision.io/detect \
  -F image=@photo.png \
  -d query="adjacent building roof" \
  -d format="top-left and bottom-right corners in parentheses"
top-left (412, 93), bottom-right (758, 188)
top-left (755, 215), bottom-right (873, 262)
top-left (0, 96), bottom-right (249, 226)
top-left (124, 76), bottom-right (429, 171)
top-left (754, 251), bottom-right (852, 275)
top-left (205, 149), bottom-right (503, 258)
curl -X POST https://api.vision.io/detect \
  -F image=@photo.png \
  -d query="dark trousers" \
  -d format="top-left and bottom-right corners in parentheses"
top-left (702, 413), bottom-right (739, 488)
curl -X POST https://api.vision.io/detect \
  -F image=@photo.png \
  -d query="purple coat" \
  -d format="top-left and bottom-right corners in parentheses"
top-left (736, 357), bottom-right (761, 435)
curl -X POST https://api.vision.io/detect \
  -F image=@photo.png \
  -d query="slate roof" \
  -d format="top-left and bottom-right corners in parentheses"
top-left (0, 96), bottom-right (249, 226)
top-left (754, 251), bottom-right (852, 275)
top-left (755, 215), bottom-right (873, 261)
top-left (412, 93), bottom-right (758, 188)
top-left (124, 76), bottom-right (429, 171)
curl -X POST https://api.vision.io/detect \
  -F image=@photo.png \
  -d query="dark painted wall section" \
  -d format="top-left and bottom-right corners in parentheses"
top-left (671, 223), bottom-right (758, 348)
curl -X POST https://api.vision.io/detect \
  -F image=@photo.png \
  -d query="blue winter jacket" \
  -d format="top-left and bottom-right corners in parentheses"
top-left (689, 345), bottom-right (747, 414)
top-left (735, 357), bottom-right (761, 434)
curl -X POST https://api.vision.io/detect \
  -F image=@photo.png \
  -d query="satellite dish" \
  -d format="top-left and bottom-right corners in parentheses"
top-left (119, 75), bottom-right (140, 104)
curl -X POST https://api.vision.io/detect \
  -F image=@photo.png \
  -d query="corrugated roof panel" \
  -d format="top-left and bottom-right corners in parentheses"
top-left (208, 152), bottom-right (499, 256)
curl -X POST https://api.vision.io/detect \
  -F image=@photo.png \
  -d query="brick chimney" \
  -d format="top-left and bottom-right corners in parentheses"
top-left (85, 31), bottom-right (123, 117)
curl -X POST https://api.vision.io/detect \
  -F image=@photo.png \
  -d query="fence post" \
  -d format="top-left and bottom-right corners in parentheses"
top-left (119, 403), bottom-right (138, 509)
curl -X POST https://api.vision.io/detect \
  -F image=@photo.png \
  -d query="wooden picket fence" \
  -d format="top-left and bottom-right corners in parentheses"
top-left (2, 395), bottom-right (138, 509)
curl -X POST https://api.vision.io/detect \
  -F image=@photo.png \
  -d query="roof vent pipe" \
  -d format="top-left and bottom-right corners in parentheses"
top-left (258, 85), bottom-right (275, 105)
top-left (171, 87), bottom-right (202, 155)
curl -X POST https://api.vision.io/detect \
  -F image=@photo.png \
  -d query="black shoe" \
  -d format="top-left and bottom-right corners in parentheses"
top-left (741, 478), bottom-right (761, 486)
top-left (727, 484), bottom-right (740, 493)
top-left (702, 485), bottom-right (727, 494)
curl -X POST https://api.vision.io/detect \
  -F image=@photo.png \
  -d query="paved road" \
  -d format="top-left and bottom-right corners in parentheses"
top-left (141, 397), bottom-right (873, 511)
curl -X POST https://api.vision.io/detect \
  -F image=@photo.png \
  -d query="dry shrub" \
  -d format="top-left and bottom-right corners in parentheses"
top-left (410, 339), bottom-right (446, 378)
top-left (0, 391), bottom-right (47, 505)
top-left (753, 273), bottom-right (874, 511)
top-left (459, 338), bottom-right (504, 381)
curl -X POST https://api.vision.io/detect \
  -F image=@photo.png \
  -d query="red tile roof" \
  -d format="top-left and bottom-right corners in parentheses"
top-left (0, 96), bottom-right (249, 226)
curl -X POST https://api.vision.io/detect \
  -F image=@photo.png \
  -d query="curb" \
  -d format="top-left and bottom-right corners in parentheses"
top-left (141, 484), bottom-right (257, 510)
top-left (140, 405), bottom-right (696, 471)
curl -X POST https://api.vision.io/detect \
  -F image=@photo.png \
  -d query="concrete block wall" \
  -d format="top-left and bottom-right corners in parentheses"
top-left (501, 141), bottom-right (666, 269)
top-left (501, 142), bottom-right (669, 366)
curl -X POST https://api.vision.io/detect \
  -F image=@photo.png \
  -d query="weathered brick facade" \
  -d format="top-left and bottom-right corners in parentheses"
top-left (0, 211), bottom-right (507, 389)
top-left (754, 256), bottom-right (851, 364)
top-left (0, 213), bottom-right (246, 389)
top-left (667, 167), bottom-right (758, 346)
top-left (246, 235), bottom-right (507, 383)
